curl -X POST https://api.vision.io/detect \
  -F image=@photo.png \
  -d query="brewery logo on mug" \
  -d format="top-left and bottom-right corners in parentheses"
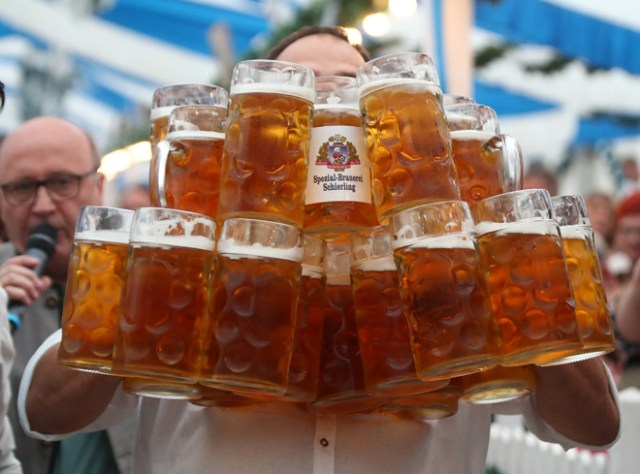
top-left (315, 134), bottom-right (360, 171)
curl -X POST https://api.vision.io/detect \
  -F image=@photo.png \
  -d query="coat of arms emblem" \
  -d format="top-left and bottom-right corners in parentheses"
top-left (315, 134), bottom-right (360, 172)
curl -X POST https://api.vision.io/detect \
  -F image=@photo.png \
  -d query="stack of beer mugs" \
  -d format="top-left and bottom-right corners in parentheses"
top-left (58, 51), bottom-right (616, 418)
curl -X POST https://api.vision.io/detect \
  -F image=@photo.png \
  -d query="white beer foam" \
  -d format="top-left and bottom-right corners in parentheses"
top-left (217, 240), bottom-right (303, 262)
top-left (314, 103), bottom-right (359, 113)
top-left (166, 130), bottom-right (225, 141)
top-left (150, 106), bottom-right (176, 120)
top-left (450, 130), bottom-right (494, 141)
top-left (75, 230), bottom-right (130, 244)
top-left (131, 234), bottom-right (215, 251)
top-left (474, 219), bottom-right (556, 237)
top-left (231, 82), bottom-right (315, 104)
top-left (358, 78), bottom-right (441, 100)
top-left (352, 255), bottom-right (397, 272)
top-left (133, 216), bottom-right (216, 251)
top-left (394, 232), bottom-right (476, 251)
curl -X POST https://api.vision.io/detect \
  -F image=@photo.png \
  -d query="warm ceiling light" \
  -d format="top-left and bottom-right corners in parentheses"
top-left (388, 0), bottom-right (418, 18)
top-left (362, 12), bottom-right (390, 37)
top-left (100, 141), bottom-right (151, 181)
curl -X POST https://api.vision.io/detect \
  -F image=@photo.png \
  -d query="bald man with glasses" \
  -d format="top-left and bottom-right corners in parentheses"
top-left (0, 117), bottom-right (133, 474)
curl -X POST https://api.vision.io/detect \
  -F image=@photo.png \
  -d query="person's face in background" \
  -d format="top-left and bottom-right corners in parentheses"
top-left (0, 117), bottom-right (105, 281)
top-left (613, 213), bottom-right (640, 265)
top-left (274, 33), bottom-right (366, 77)
top-left (586, 195), bottom-right (616, 244)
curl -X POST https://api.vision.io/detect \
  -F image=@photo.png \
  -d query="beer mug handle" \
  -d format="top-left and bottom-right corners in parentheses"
top-left (485, 134), bottom-right (524, 192)
top-left (155, 140), bottom-right (170, 208)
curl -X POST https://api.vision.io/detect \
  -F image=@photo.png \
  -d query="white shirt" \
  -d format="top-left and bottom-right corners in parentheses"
top-left (19, 330), bottom-right (619, 474)
top-left (0, 288), bottom-right (22, 473)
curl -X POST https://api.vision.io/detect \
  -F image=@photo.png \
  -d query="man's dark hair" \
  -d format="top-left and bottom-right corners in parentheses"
top-left (266, 25), bottom-right (371, 62)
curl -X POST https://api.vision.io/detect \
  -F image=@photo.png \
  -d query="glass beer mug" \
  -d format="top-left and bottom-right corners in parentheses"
top-left (158, 101), bottom-right (229, 219)
top-left (473, 189), bottom-right (583, 367)
top-left (200, 218), bottom-right (303, 398)
top-left (444, 103), bottom-right (523, 207)
top-left (543, 194), bottom-right (616, 365)
top-left (280, 234), bottom-right (327, 403)
top-left (216, 60), bottom-right (315, 227)
top-left (304, 76), bottom-right (378, 236)
top-left (148, 83), bottom-right (227, 206)
top-left (112, 207), bottom-right (216, 399)
top-left (350, 225), bottom-right (448, 397)
top-left (58, 206), bottom-right (134, 374)
top-left (389, 200), bottom-right (501, 381)
top-left (459, 364), bottom-right (537, 404)
top-left (357, 52), bottom-right (460, 223)
top-left (311, 240), bottom-right (385, 415)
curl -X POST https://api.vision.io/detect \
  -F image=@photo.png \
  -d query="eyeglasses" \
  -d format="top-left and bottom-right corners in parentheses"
top-left (0, 170), bottom-right (98, 205)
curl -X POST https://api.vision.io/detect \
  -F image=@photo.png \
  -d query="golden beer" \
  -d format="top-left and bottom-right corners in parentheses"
top-left (112, 208), bottom-right (216, 398)
top-left (113, 240), bottom-right (214, 385)
top-left (351, 255), bottom-right (448, 397)
top-left (58, 206), bottom-right (133, 374)
top-left (164, 130), bottom-right (225, 219)
top-left (281, 268), bottom-right (327, 402)
top-left (476, 221), bottom-right (582, 366)
top-left (58, 237), bottom-right (129, 373)
top-left (201, 252), bottom-right (302, 397)
top-left (304, 77), bottom-right (378, 235)
top-left (550, 230), bottom-right (615, 363)
top-left (217, 61), bottom-right (314, 226)
top-left (460, 364), bottom-right (536, 404)
top-left (395, 235), bottom-right (501, 381)
top-left (358, 79), bottom-right (459, 222)
top-left (148, 84), bottom-right (228, 206)
top-left (311, 244), bottom-right (384, 414)
top-left (200, 218), bottom-right (304, 397)
top-left (451, 130), bottom-right (510, 206)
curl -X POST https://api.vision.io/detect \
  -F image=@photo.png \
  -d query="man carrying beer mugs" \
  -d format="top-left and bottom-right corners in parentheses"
top-left (17, 27), bottom-right (619, 474)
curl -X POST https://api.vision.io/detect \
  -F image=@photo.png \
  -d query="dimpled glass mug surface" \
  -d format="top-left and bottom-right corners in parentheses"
top-left (357, 52), bottom-right (460, 224)
top-left (473, 189), bottom-right (583, 367)
top-left (350, 225), bottom-right (448, 398)
top-left (111, 207), bottom-right (216, 399)
top-left (149, 83), bottom-right (229, 207)
top-left (159, 102), bottom-right (228, 219)
top-left (444, 102), bottom-right (523, 207)
top-left (389, 200), bottom-right (501, 382)
top-left (58, 206), bottom-right (134, 374)
top-left (200, 217), bottom-right (303, 398)
top-left (217, 60), bottom-right (315, 227)
top-left (541, 194), bottom-right (616, 365)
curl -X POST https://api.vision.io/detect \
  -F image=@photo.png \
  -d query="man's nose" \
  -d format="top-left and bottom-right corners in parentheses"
top-left (31, 185), bottom-right (56, 212)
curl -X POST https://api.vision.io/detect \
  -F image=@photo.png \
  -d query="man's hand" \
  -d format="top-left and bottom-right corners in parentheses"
top-left (0, 256), bottom-right (53, 307)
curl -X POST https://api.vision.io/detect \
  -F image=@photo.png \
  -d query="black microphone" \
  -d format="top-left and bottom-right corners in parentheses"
top-left (7, 223), bottom-right (58, 333)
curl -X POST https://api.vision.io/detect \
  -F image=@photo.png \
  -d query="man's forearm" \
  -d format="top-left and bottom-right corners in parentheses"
top-left (26, 344), bottom-right (121, 434)
top-left (532, 358), bottom-right (619, 446)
